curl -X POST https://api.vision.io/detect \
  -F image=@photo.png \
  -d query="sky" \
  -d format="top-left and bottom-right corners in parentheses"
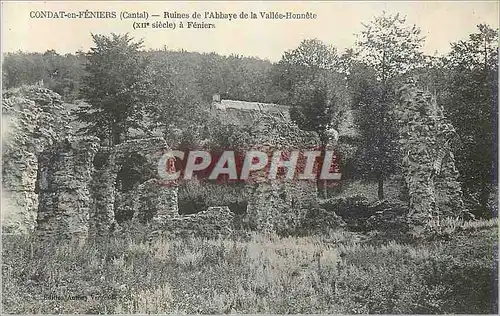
top-left (1, 1), bottom-right (499, 62)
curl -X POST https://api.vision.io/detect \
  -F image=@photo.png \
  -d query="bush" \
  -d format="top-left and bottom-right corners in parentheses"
top-left (410, 216), bottom-right (498, 241)
top-left (296, 208), bottom-right (346, 236)
top-left (320, 195), bottom-right (410, 236)
top-left (320, 194), bottom-right (373, 231)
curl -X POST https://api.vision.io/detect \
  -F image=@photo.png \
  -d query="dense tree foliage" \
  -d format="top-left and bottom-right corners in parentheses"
top-left (351, 12), bottom-right (425, 200)
top-left (77, 33), bottom-right (152, 146)
top-left (271, 39), bottom-right (339, 103)
top-left (272, 39), bottom-right (348, 144)
top-left (440, 24), bottom-right (498, 217)
top-left (270, 39), bottom-right (352, 198)
top-left (2, 50), bottom-right (85, 101)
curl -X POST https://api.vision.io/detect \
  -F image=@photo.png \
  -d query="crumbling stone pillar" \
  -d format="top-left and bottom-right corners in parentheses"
top-left (397, 79), bottom-right (467, 224)
top-left (246, 180), bottom-right (318, 232)
top-left (243, 115), bottom-right (320, 232)
top-left (89, 150), bottom-right (118, 238)
top-left (35, 137), bottom-right (99, 241)
top-left (133, 179), bottom-right (179, 222)
top-left (2, 152), bottom-right (38, 234)
top-left (246, 180), bottom-right (283, 231)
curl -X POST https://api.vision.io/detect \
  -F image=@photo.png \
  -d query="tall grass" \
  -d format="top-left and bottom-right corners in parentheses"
top-left (2, 222), bottom-right (497, 314)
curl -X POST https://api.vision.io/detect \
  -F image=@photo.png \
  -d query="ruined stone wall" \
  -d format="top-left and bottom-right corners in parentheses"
top-left (89, 137), bottom-right (179, 238)
top-left (1, 84), bottom-right (228, 239)
top-left (150, 206), bottom-right (234, 239)
top-left (434, 149), bottom-right (466, 216)
top-left (35, 137), bottom-right (99, 241)
top-left (2, 86), bottom-right (70, 234)
top-left (2, 152), bottom-right (38, 234)
top-left (243, 114), bottom-right (320, 231)
top-left (31, 135), bottom-right (181, 240)
top-left (89, 148), bottom-right (117, 238)
top-left (135, 179), bottom-right (179, 220)
top-left (5, 89), bottom-right (321, 238)
top-left (396, 79), bottom-right (467, 224)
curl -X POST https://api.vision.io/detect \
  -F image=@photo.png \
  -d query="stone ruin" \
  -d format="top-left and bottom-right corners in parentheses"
top-left (31, 112), bottom-right (323, 240)
top-left (35, 137), bottom-right (99, 241)
top-left (1, 86), bottom-right (183, 240)
top-left (89, 137), bottom-right (178, 238)
top-left (2, 151), bottom-right (38, 234)
top-left (150, 206), bottom-right (235, 239)
top-left (396, 79), bottom-right (469, 224)
top-left (32, 136), bottom-right (179, 241)
top-left (30, 129), bottom-right (321, 240)
top-left (3, 83), bottom-right (472, 240)
top-left (241, 114), bottom-right (323, 232)
top-left (2, 85), bottom-right (70, 234)
top-left (3, 113), bottom-right (322, 241)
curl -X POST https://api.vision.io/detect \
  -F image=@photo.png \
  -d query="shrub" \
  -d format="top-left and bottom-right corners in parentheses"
top-left (296, 208), bottom-right (346, 236)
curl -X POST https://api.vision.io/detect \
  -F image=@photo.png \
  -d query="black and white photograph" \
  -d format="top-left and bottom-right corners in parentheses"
top-left (1, 1), bottom-right (498, 314)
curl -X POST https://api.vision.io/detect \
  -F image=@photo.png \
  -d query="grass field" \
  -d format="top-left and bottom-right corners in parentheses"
top-left (2, 219), bottom-right (497, 314)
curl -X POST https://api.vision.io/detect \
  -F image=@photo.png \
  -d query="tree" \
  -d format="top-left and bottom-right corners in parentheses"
top-left (77, 33), bottom-right (151, 146)
top-left (348, 61), bottom-right (400, 189)
top-left (289, 72), bottom-right (347, 147)
top-left (272, 39), bottom-right (344, 140)
top-left (271, 38), bottom-right (338, 103)
top-left (2, 51), bottom-right (85, 100)
top-left (447, 24), bottom-right (498, 72)
top-left (440, 24), bottom-right (498, 217)
top-left (143, 49), bottom-right (206, 148)
top-left (273, 39), bottom-right (347, 197)
top-left (354, 12), bottom-right (425, 200)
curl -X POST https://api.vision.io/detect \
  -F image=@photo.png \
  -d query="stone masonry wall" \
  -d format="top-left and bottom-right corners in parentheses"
top-left (32, 136), bottom-right (182, 240)
top-left (89, 149), bottom-right (117, 238)
top-left (149, 206), bottom-right (234, 239)
top-left (2, 152), bottom-right (38, 234)
top-left (2, 86), bottom-right (70, 234)
top-left (434, 149), bottom-right (467, 217)
top-left (396, 79), bottom-right (467, 224)
top-left (89, 137), bottom-right (179, 238)
top-left (243, 114), bottom-right (321, 231)
top-left (11, 107), bottom-right (320, 239)
top-left (35, 137), bottom-right (99, 241)
top-left (134, 179), bottom-right (179, 221)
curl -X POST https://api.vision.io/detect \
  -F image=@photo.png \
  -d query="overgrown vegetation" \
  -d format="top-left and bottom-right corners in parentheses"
top-left (2, 221), bottom-right (497, 314)
top-left (2, 11), bottom-right (498, 314)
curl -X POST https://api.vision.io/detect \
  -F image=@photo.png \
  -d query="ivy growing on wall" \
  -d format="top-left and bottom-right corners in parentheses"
top-left (395, 78), bottom-right (468, 225)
